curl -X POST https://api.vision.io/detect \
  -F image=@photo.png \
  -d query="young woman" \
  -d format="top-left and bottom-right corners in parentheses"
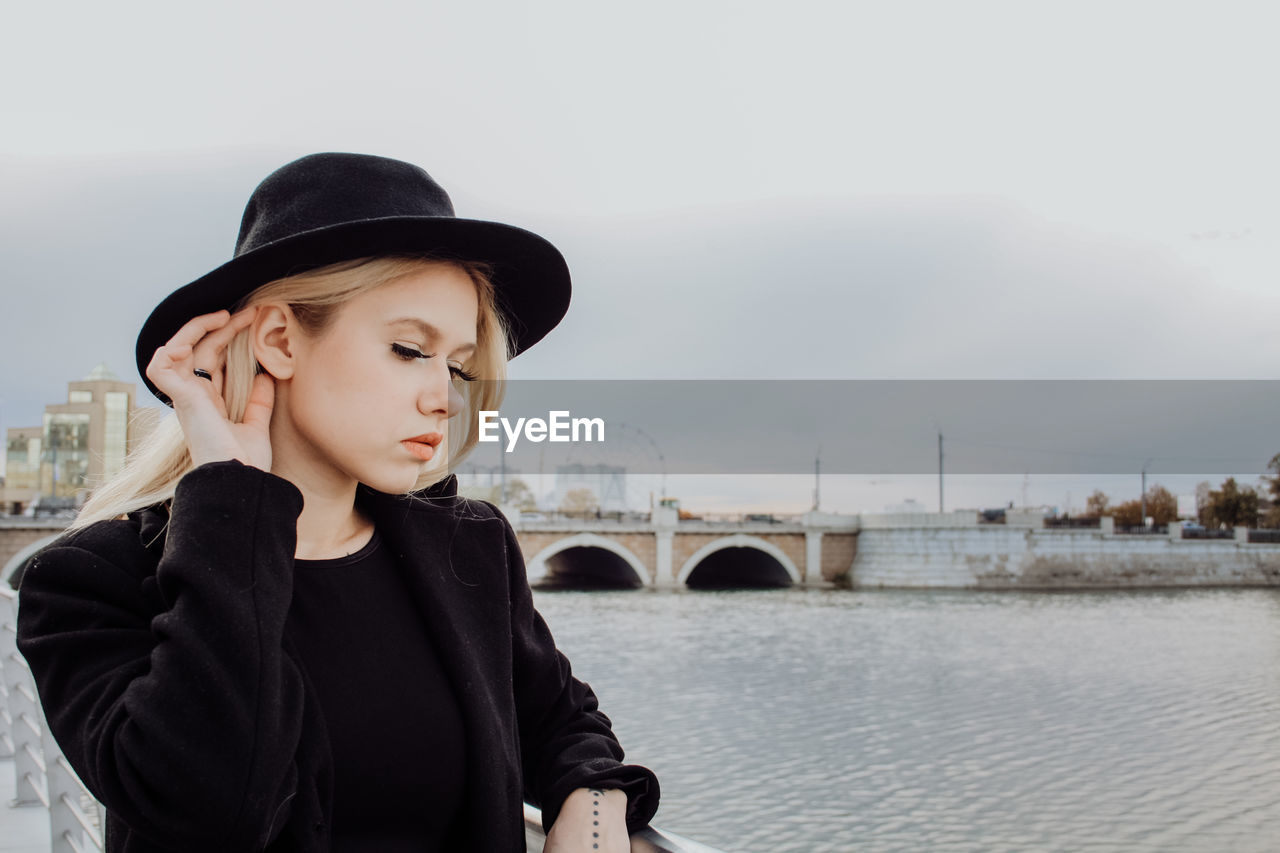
top-left (16, 152), bottom-right (659, 852)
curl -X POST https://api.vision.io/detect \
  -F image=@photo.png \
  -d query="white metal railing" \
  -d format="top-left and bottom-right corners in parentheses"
top-left (1, 584), bottom-right (45, 807)
top-left (45, 752), bottom-right (105, 853)
top-left (0, 586), bottom-right (14, 760)
top-left (2, 584), bottom-right (105, 853)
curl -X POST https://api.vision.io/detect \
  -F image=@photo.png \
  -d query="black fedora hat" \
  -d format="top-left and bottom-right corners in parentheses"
top-left (136, 152), bottom-right (571, 404)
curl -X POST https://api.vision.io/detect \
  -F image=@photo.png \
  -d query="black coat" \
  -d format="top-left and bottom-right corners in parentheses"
top-left (16, 461), bottom-right (659, 851)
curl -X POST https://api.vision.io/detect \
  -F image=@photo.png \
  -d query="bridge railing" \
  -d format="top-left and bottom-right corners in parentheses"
top-left (513, 509), bottom-right (807, 525)
top-left (1042, 517), bottom-right (1102, 529)
top-left (1114, 524), bottom-right (1169, 535)
top-left (2, 584), bottom-right (106, 853)
top-left (521, 509), bottom-right (653, 523)
top-left (681, 511), bottom-right (805, 524)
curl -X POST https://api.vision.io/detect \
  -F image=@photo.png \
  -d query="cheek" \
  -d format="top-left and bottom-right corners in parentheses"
top-left (324, 338), bottom-right (379, 387)
top-left (294, 336), bottom-right (425, 435)
top-left (295, 346), bottom-right (380, 426)
top-left (324, 352), bottom-right (419, 429)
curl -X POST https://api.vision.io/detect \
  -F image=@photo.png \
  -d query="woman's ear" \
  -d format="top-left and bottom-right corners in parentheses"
top-left (252, 303), bottom-right (297, 380)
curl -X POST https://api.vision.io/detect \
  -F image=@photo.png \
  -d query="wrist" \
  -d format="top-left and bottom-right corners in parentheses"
top-left (547, 787), bottom-right (627, 851)
top-left (562, 786), bottom-right (626, 817)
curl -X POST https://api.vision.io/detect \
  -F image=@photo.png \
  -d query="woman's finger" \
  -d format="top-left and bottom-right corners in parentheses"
top-left (164, 309), bottom-right (236, 351)
top-left (144, 342), bottom-right (194, 388)
top-left (189, 307), bottom-right (256, 369)
top-left (190, 307), bottom-right (257, 396)
top-left (146, 313), bottom-right (230, 398)
top-left (147, 308), bottom-right (258, 401)
top-left (241, 371), bottom-right (275, 432)
top-left (149, 342), bottom-right (194, 367)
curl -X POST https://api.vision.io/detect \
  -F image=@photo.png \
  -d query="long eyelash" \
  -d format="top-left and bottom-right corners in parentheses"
top-left (391, 342), bottom-right (427, 361)
top-left (392, 343), bottom-right (477, 382)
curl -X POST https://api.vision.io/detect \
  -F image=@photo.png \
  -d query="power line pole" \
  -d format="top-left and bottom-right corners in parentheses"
top-left (1141, 463), bottom-right (1148, 528)
top-left (937, 430), bottom-right (944, 512)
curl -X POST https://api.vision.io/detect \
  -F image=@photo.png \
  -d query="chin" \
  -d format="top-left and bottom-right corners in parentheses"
top-left (359, 466), bottom-right (423, 495)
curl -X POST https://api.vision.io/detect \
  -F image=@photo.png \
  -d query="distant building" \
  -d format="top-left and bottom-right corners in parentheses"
top-left (3, 364), bottom-right (164, 514)
top-left (4, 426), bottom-right (43, 498)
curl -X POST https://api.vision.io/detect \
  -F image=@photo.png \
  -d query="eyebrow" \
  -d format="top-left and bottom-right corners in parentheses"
top-left (387, 317), bottom-right (477, 356)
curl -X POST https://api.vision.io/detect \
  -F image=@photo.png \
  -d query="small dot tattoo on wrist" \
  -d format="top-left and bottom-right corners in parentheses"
top-left (590, 789), bottom-right (603, 848)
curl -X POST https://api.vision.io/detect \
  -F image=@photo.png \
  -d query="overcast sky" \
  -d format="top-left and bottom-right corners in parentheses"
top-left (3, 1), bottom-right (1276, 511)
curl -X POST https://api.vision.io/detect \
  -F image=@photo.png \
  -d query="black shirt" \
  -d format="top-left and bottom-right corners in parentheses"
top-left (288, 530), bottom-right (466, 852)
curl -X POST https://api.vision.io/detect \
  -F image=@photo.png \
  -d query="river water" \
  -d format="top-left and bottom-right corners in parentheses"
top-left (532, 586), bottom-right (1280, 853)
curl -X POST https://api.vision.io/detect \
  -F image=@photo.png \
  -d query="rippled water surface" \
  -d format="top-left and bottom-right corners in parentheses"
top-left (532, 587), bottom-right (1280, 853)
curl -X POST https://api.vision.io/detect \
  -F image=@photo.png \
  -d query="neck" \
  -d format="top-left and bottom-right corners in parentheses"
top-left (270, 434), bottom-right (373, 562)
top-left (286, 473), bottom-right (372, 561)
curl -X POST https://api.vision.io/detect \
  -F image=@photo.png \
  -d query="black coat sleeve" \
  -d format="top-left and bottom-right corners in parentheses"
top-left (16, 461), bottom-right (308, 851)
top-left (490, 502), bottom-right (661, 834)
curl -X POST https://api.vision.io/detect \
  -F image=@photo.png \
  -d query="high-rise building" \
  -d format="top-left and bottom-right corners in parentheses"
top-left (3, 364), bottom-right (164, 514)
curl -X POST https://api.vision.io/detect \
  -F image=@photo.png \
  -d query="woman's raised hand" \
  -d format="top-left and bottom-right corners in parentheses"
top-left (145, 307), bottom-right (275, 471)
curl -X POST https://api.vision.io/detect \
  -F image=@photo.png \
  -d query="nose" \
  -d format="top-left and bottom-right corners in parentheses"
top-left (417, 360), bottom-right (466, 420)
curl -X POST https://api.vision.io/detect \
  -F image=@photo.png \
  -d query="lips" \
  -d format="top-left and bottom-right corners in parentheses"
top-left (402, 432), bottom-right (443, 462)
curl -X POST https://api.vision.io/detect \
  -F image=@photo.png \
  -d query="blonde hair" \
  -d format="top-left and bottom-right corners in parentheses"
top-left (73, 255), bottom-right (509, 529)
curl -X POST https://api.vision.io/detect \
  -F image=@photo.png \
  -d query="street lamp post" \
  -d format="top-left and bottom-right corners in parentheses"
top-left (1140, 459), bottom-right (1150, 528)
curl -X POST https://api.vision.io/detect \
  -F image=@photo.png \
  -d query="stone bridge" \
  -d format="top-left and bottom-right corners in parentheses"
top-left (1, 511), bottom-right (859, 590)
top-left (512, 506), bottom-right (859, 588)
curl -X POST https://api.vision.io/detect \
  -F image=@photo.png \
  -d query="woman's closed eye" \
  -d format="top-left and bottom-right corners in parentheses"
top-left (391, 343), bottom-right (477, 381)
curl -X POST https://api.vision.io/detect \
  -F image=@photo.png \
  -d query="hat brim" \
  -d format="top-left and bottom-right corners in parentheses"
top-left (135, 216), bottom-right (571, 404)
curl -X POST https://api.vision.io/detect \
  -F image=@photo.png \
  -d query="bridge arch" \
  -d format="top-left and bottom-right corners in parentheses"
top-left (677, 534), bottom-right (801, 588)
top-left (527, 533), bottom-right (649, 589)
